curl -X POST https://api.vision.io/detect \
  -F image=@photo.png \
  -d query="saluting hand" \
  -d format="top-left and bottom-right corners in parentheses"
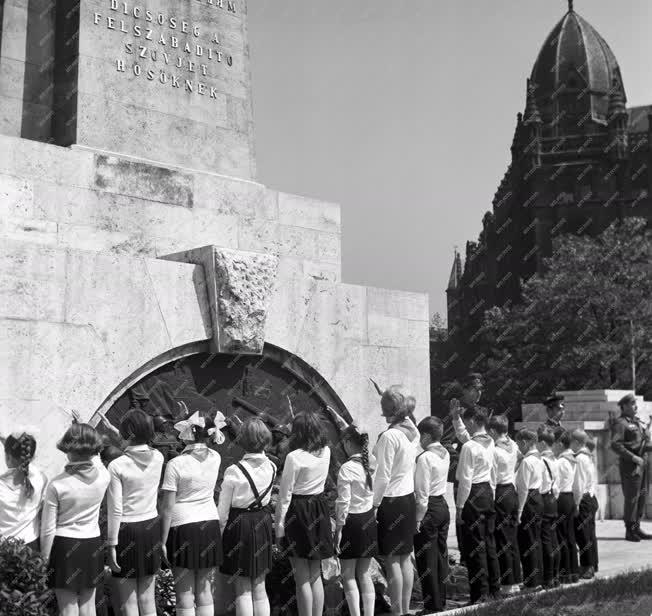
top-left (450, 398), bottom-right (461, 419)
top-left (633, 455), bottom-right (645, 467)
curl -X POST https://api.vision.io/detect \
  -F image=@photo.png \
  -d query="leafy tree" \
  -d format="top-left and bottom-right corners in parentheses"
top-left (478, 217), bottom-right (652, 410)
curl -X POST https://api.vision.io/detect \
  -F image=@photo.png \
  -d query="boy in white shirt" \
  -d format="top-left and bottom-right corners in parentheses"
top-left (487, 415), bottom-right (521, 591)
top-left (537, 428), bottom-right (560, 588)
top-left (514, 429), bottom-right (544, 590)
top-left (571, 430), bottom-right (597, 579)
top-left (552, 428), bottom-right (579, 584)
top-left (456, 406), bottom-right (500, 605)
top-left (414, 417), bottom-right (450, 613)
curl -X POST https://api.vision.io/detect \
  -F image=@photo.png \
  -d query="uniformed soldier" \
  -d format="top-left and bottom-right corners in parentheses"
top-left (610, 393), bottom-right (652, 541)
top-left (539, 394), bottom-right (565, 432)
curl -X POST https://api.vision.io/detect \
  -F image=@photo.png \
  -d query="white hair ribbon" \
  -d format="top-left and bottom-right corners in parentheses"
top-left (207, 411), bottom-right (227, 445)
top-left (173, 411), bottom-right (205, 441)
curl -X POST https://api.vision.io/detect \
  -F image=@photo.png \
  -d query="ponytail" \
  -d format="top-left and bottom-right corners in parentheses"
top-left (5, 433), bottom-right (36, 499)
top-left (360, 433), bottom-right (373, 491)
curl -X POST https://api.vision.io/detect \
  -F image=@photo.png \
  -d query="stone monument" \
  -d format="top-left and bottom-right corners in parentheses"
top-left (0, 0), bottom-right (430, 472)
top-left (517, 390), bottom-right (652, 519)
top-left (1, 0), bottom-right (430, 609)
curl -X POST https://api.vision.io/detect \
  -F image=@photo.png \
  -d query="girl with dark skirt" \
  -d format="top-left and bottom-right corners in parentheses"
top-left (372, 385), bottom-right (419, 616)
top-left (0, 430), bottom-right (47, 551)
top-left (275, 412), bottom-right (333, 616)
top-left (106, 409), bottom-right (164, 616)
top-left (40, 423), bottom-right (110, 616)
top-left (334, 425), bottom-right (377, 616)
top-left (218, 418), bottom-right (276, 616)
top-left (161, 407), bottom-right (225, 616)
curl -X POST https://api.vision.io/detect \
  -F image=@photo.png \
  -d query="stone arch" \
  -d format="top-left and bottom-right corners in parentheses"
top-left (91, 341), bottom-right (353, 480)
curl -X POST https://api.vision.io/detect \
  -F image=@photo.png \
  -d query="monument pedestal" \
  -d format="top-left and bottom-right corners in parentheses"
top-left (516, 390), bottom-right (652, 520)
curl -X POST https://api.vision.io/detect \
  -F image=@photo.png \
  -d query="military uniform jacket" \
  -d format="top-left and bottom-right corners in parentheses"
top-left (538, 417), bottom-right (563, 434)
top-left (611, 415), bottom-right (652, 471)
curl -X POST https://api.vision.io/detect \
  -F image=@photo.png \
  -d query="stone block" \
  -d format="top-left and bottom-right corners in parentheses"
top-left (0, 318), bottom-right (111, 419)
top-left (0, 240), bottom-right (67, 322)
top-left (0, 173), bottom-right (32, 217)
top-left (367, 286), bottom-right (429, 321)
top-left (94, 154), bottom-right (194, 207)
top-left (193, 171), bottom-right (268, 218)
top-left (278, 192), bottom-right (341, 233)
top-left (4, 216), bottom-right (57, 245)
top-left (0, 135), bottom-right (95, 187)
top-left (162, 245), bottom-right (279, 354)
top-left (238, 217), bottom-right (280, 254)
top-left (63, 251), bottom-right (207, 378)
top-left (57, 223), bottom-right (132, 252)
top-left (367, 314), bottom-right (429, 349)
top-left (278, 225), bottom-right (341, 264)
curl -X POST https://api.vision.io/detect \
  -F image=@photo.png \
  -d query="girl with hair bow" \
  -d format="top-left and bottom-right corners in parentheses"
top-left (160, 404), bottom-right (226, 616)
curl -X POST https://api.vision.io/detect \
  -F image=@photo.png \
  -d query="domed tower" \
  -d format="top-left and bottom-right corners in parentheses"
top-left (529, 0), bottom-right (625, 137)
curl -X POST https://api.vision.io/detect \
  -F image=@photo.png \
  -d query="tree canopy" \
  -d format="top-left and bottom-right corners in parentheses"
top-left (478, 217), bottom-right (652, 410)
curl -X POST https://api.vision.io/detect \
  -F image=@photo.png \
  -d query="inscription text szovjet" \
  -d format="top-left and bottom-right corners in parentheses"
top-left (93, 0), bottom-right (237, 99)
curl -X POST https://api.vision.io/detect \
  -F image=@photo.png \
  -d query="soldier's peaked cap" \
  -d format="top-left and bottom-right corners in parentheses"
top-left (544, 394), bottom-right (564, 407)
top-left (618, 393), bottom-right (636, 407)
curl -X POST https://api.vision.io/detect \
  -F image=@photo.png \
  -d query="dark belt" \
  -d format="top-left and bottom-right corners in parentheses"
top-left (497, 482), bottom-right (514, 488)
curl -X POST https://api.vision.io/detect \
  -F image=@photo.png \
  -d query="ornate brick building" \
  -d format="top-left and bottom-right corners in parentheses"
top-left (447, 2), bottom-right (652, 342)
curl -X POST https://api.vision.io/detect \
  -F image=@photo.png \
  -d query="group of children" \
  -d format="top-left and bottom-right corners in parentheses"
top-left (0, 384), bottom-right (600, 616)
top-left (450, 405), bottom-right (600, 605)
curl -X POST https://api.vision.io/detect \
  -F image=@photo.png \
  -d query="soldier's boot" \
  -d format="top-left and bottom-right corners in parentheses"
top-left (634, 522), bottom-right (652, 540)
top-left (626, 523), bottom-right (641, 542)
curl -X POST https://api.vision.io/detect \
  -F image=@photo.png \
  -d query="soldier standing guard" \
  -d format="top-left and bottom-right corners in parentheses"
top-left (540, 395), bottom-right (565, 432)
top-left (610, 393), bottom-right (652, 541)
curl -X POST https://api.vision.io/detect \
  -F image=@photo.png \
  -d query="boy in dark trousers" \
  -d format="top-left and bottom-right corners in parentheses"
top-left (414, 417), bottom-right (450, 613)
top-left (515, 429), bottom-right (544, 590)
top-left (571, 430), bottom-right (597, 579)
top-left (455, 406), bottom-right (500, 605)
top-left (537, 428), bottom-right (560, 588)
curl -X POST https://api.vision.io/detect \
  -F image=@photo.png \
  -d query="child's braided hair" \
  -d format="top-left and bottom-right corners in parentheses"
top-left (5, 433), bottom-right (36, 498)
top-left (341, 425), bottom-right (373, 490)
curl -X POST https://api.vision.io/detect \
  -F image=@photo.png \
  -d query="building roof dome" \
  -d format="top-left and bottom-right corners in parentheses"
top-left (529, 2), bottom-right (625, 126)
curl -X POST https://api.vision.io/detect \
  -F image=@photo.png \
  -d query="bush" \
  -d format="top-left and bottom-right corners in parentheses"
top-left (0, 537), bottom-right (56, 616)
top-left (155, 568), bottom-right (176, 616)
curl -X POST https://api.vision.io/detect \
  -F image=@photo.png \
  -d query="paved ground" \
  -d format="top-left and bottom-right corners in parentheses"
top-left (445, 518), bottom-right (652, 577)
top-left (434, 519), bottom-right (652, 614)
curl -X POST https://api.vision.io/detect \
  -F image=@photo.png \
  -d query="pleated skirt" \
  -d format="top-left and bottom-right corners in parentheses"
top-left (114, 516), bottom-right (162, 578)
top-left (221, 507), bottom-right (274, 578)
top-left (48, 536), bottom-right (104, 591)
top-left (283, 494), bottom-right (334, 560)
top-left (377, 493), bottom-right (416, 556)
top-left (166, 519), bottom-right (222, 570)
top-left (339, 508), bottom-right (378, 560)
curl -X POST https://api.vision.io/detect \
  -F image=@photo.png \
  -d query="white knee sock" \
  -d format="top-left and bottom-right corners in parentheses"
top-left (361, 593), bottom-right (376, 616)
top-left (344, 587), bottom-right (361, 616)
top-left (196, 605), bottom-right (215, 616)
top-left (176, 609), bottom-right (195, 616)
top-left (253, 597), bottom-right (270, 616)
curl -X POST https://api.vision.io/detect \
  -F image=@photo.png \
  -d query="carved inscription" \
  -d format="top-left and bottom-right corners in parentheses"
top-left (93, 0), bottom-right (238, 98)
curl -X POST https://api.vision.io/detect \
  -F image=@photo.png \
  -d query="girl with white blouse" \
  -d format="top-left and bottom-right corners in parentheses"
top-left (218, 418), bottom-right (276, 616)
top-left (106, 409), bottom-right (164, 616)
top-left (372, 386), bottom-right (419, 616)
top-left (0, 431), bottom-right (47, 551)
top-left (334, 425), bottom-right (377, 616)
top-left (161, 408), bottom-right (224, 616)
top-left (275, 412), bottom-right (333, 616)
top-left (41, 423), bottom-right (110, 616)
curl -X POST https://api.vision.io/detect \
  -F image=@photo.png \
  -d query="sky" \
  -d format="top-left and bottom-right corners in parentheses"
top-left (247, 0), bottom-right (652, 321)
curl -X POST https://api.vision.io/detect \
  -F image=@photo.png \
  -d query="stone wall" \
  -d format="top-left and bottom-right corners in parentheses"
top-left (0, 134), bottom-right (430, 474)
